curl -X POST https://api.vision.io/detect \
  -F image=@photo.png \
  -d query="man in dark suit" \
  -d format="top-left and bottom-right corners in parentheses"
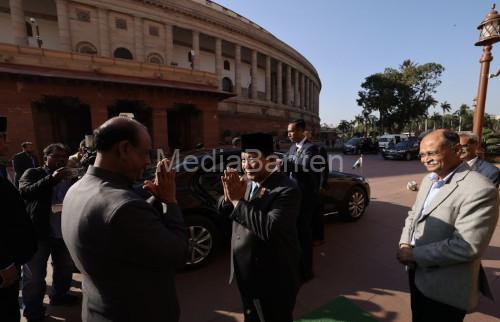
top-left (304, 130), bottom-right (329, 245)
top-left (284, 119), bottom-right (322, 282)
top-left (19, 143), bottom-right (78, 321)
top-left (62, 117), bottom-right (187, 322)
top-left (459, 132), bottom-right (500, 187)
top-left (0, 116), bottom-right (37, 322)
top-left (218, 133), bottom-right (302, 322)
top-left (12, 141), bottom-right (39, 188)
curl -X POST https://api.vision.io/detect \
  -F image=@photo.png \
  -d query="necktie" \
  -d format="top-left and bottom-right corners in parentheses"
top-left (249, 182), bottom-right (259, 199)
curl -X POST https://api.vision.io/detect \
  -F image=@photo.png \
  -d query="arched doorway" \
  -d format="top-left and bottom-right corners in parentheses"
top-left (113, 47), bottom-right (133, 60)
top-left (167, 104), bottom-right (202, 151)
top-left (32, 96), bottom-right (92, 153)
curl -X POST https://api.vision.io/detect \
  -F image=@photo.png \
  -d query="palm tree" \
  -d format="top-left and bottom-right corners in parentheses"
top-left (440, 101), bottom-right (451, 128)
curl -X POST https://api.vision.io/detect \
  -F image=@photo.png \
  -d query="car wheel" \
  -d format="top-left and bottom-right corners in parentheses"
top-left (341, 187), bottom-right (367, 221)
top-left (184, 215), bottom-right (219, 269)
top-left (405, 152), bottom-right (412, 161)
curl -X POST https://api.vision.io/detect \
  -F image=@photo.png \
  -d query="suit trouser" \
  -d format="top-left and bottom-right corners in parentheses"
top-left (22, 238), bottom-right (74, 320)
top-left (297, 204), bottom-right (314, 281)
top-left (409, 269), bottom-right (466, 322)
top-left (0, 277), bottom-right (21, 322)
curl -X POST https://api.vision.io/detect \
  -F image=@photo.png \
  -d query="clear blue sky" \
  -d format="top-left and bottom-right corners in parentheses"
top-left (215, 0), bottom-right (500, 126)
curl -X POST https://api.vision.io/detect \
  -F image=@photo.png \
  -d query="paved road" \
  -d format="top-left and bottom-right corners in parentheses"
top-left (25, 154), bottom-right (500, 321)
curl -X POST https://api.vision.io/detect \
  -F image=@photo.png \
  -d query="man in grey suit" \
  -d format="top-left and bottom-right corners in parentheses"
top-left (219, 133), bottom-right (302, 322)
top-left (397, 129), bottom-right (499, 322)
top-left (459, 132), bottom-right (500, 187)
top-left (62, 117), bottom-right (187, 322)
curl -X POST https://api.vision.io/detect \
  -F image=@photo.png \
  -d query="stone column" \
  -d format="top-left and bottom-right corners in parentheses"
top-left (251, 49), bottom-right (258, 99)
top-left (309, 80), bottom-right (314, 112)
top-left (276, 61), bottom-right (282, 104)
top-left (97, 8), bottom-right (110, 56)
top-left (304, 77), bottom-right (309, 110)
top-left (294, 69), bottom-right (300, 108)
top-left (55, 0), bottom-right (71, 51)
top-left (265, 55), bottom-right (271, 102)
top-left (286, 65), bottom-right (292, 106)
top-left (215, 38), bottom-right (223, 90)
top-left (134, 16), bottom-right (144, 62)
top-left (192, 30), bottom-right (200, 70)
top-left (152, 109), bottom-right (169, 153)
top-left (234, 44), bottom-right (242, 96)
top-left (300, 73), bottom-right (304, 109)
top-left (9, 0), bottom-right (27, 46)
top-left (164, 24), bottom-right (173, 65)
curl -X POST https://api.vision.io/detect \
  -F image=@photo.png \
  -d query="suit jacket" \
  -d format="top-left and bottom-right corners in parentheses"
top-left (19, 167), bottom-right (61, 240)
top-left (12, 151), bottom-right (39, 188)
top-left (400, 163), bottom-right (499, 311)
top-left (217, 172), bottom-right (302, 299)
top-left (0, 176), bottom-right (36, 269)
top-left (285, 139), bottom-right (321, 199)
top-left (471, 158), bottom-right (500, 188)
top-left (62, 166), bottom-right (188, 322)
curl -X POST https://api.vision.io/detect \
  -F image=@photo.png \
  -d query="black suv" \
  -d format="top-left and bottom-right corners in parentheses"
top-left (343, 137), bottom-right (378, 155)
top-left (137, 149), bottom-right (371, 269)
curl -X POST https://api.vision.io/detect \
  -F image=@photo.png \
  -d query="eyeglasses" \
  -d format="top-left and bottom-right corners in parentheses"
top-left (417, 151), bottom-right (441, 159)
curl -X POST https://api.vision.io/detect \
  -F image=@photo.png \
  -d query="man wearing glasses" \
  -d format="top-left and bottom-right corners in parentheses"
top-left (397, 129), bottom-right (498, 322)
top-left (458, 132), bottom-right (500, 187)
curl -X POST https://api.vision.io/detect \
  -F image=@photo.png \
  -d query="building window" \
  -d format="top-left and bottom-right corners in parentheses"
top-left (115, 18), bottom-right (127, 30)
top-left (25, 21), bottom-right (33, 37)
top-left (76, 41), bottom-right (98, 54)
top-left (76, 9), bottom-right (91, 23)
top-left (147, 53), bottom-right (164, 64)
top-left (222, 77), bottom-right (233, 92)
top-left (113, 47), bottom-right (133, 60)
top-left (223, 60), bottom-right (230, 71)
top-left (149, 26), bottom-right (159, 37)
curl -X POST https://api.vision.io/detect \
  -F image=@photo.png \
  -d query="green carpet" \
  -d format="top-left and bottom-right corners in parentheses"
top-left (295, 296), bottom-right (378, 322)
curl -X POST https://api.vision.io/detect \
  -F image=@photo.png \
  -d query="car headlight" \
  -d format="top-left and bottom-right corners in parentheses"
top-left (357, 176), bottom-right (368, 183)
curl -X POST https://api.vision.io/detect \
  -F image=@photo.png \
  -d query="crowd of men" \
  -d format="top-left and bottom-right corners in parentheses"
top-left (0, 113), bottom-right (499, 322)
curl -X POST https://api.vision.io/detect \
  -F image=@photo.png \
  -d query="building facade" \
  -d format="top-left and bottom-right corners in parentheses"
top-left (0, 0), bottom-right (321, 154)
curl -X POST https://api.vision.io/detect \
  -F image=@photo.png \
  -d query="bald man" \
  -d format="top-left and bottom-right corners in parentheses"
top-left (62, 117), bottom-right (187, 322)
top-left (398, 129), bottom-right (498, 322)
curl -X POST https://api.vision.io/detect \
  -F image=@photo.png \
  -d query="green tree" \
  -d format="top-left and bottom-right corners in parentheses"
top-left (337, 120), bottom-right (351, 136)
top-left (357, 60), bottom-right (444, 133)
top-left (440, 101), bottom-right (452, 128)
top-left (453, 104), bottom-right (473, 131)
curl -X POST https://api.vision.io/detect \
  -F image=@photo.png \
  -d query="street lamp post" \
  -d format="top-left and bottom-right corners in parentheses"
top-left (473, 4), bottom-right (500, 142)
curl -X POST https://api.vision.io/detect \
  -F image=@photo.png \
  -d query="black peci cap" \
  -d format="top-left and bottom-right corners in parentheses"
top-left (241, 133), bottom-right (274, 156)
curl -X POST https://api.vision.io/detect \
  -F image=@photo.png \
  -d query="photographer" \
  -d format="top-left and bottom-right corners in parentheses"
top-left (19, 143), bottom-right (79, 321)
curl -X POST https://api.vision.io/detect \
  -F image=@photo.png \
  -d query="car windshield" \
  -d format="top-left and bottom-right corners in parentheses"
top-left (346, 138), bottom-right (360, 145)
top-left (378, 138), bottom-right (388, 142)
